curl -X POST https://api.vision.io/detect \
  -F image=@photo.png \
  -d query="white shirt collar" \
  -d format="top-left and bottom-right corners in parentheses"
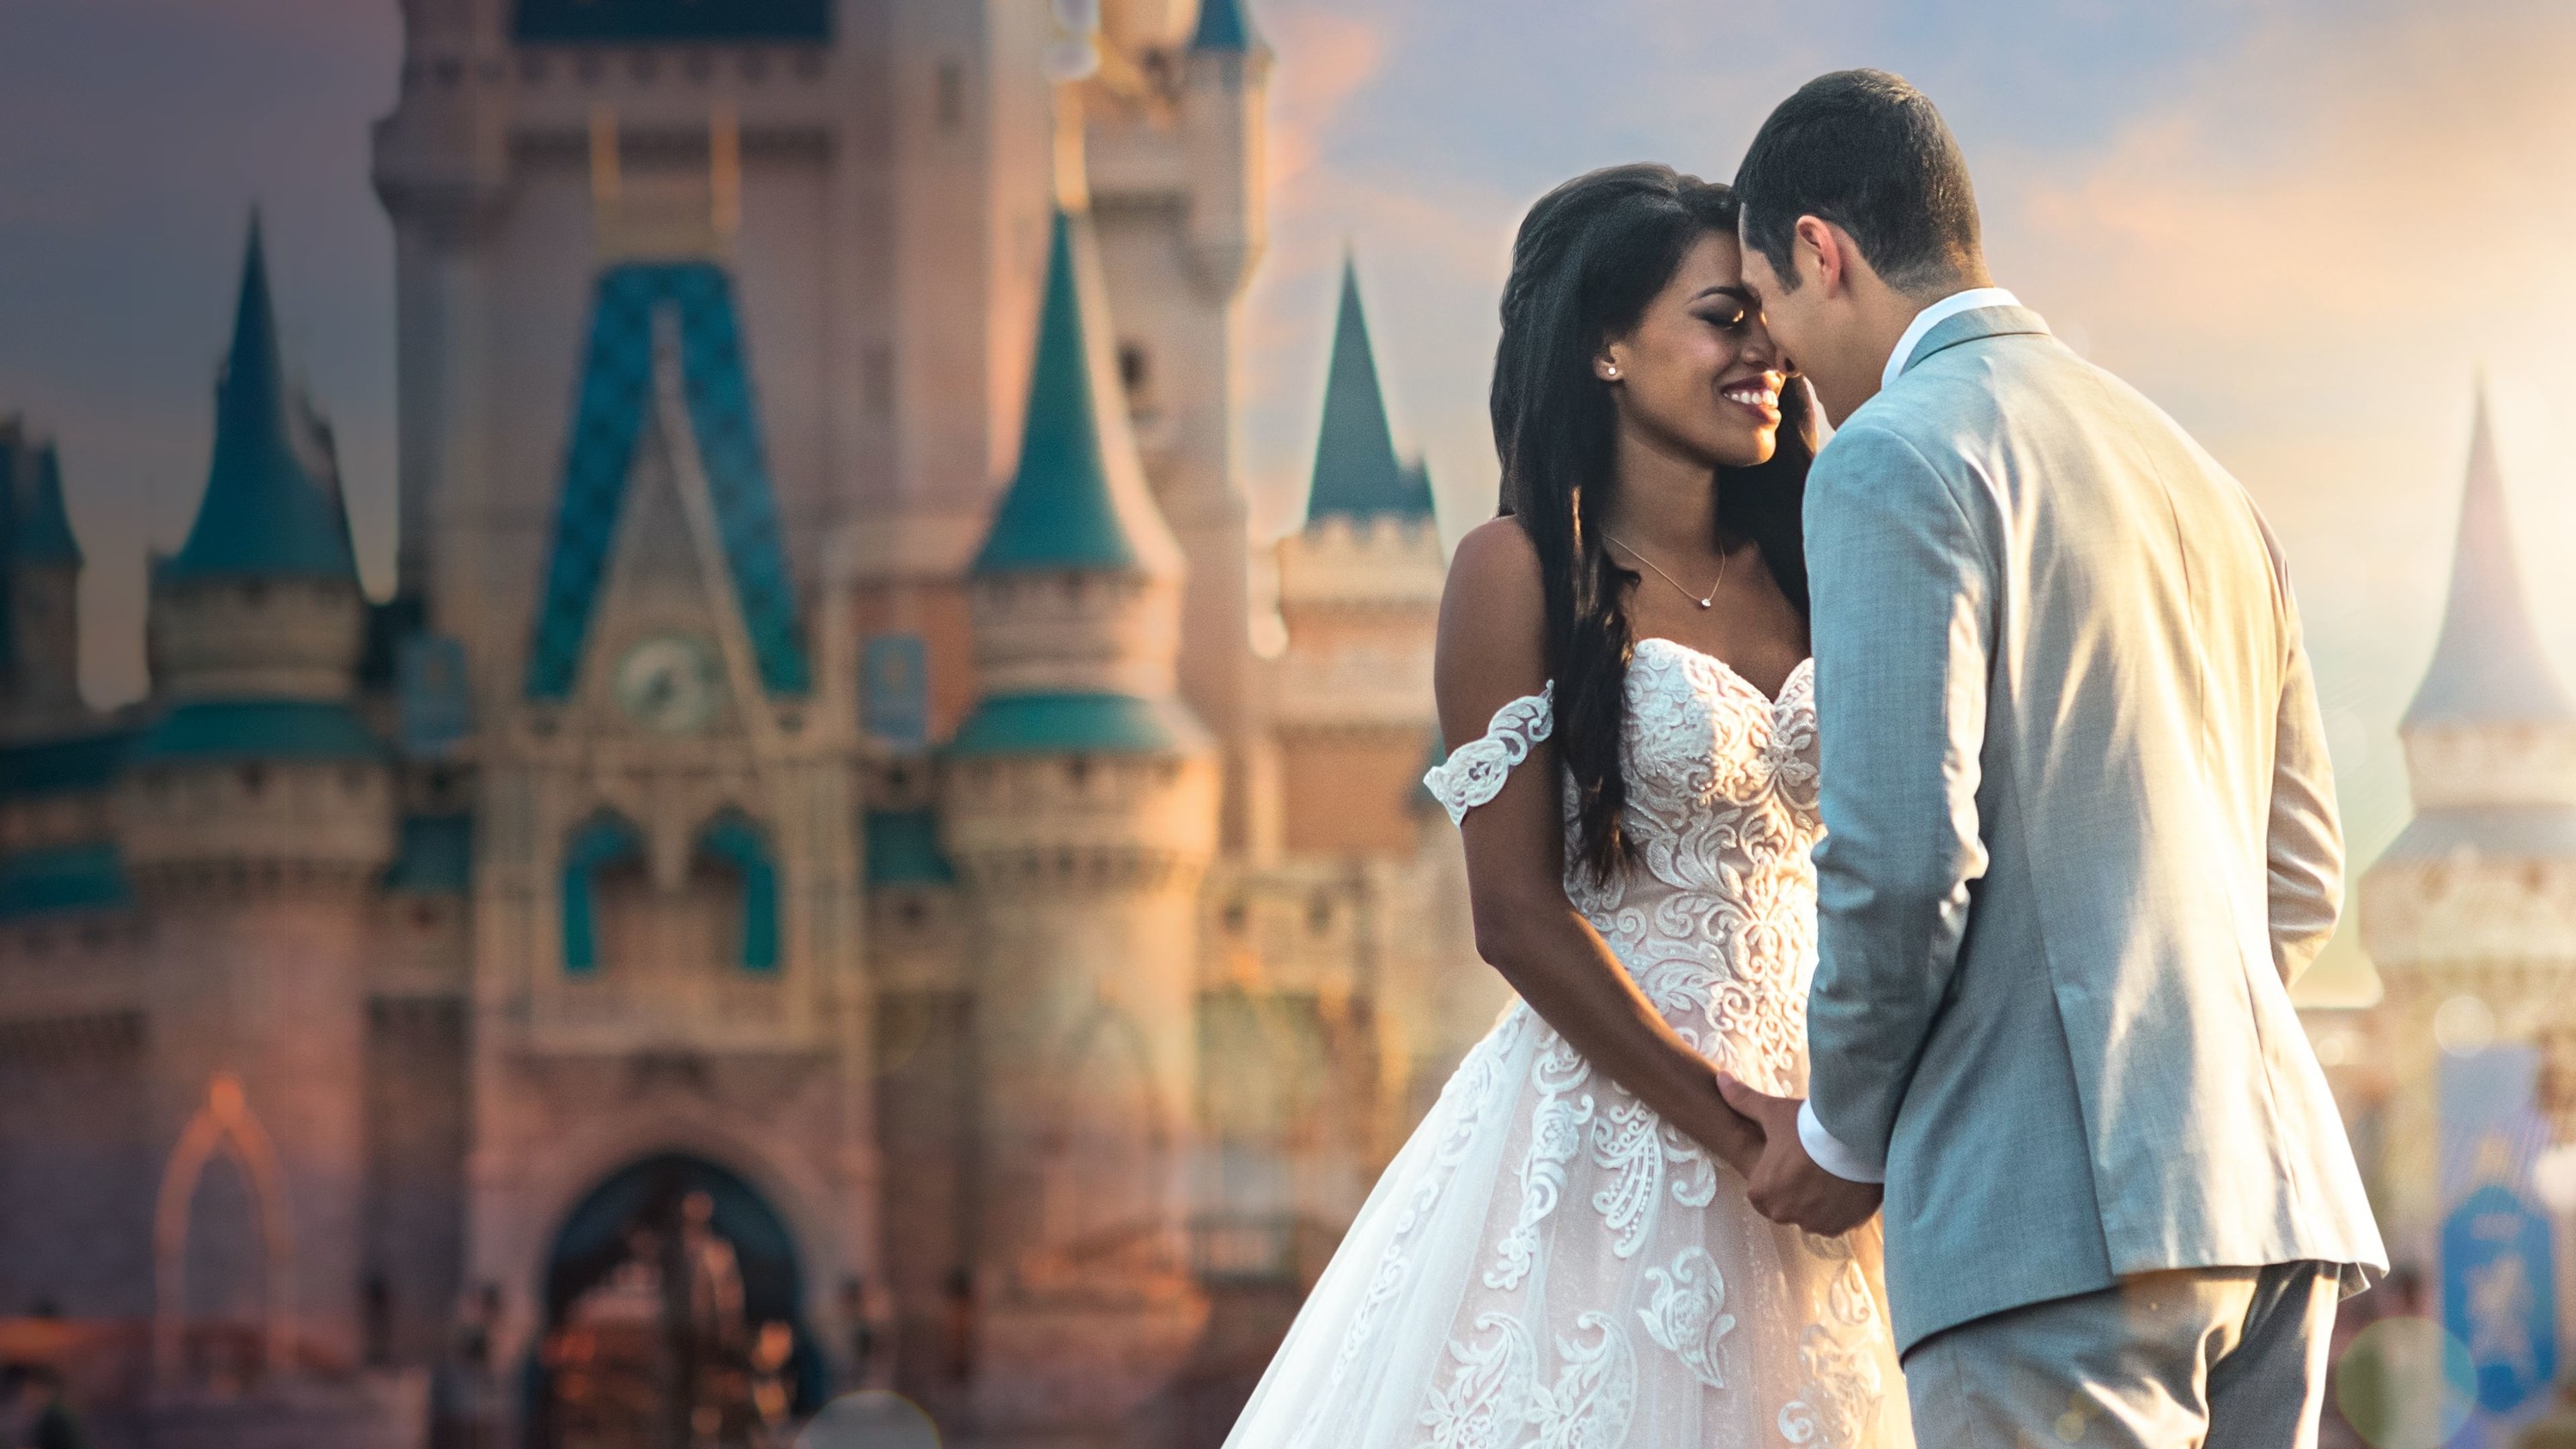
top-left (1881, 286), bottom-right (2021, 391)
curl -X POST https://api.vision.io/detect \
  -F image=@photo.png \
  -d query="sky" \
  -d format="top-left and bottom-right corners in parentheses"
top-left (8, 0), bottom-right (2576, 997)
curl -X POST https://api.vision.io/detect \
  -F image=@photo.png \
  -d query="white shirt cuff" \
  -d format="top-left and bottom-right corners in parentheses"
top-left (1797, 1100), bottom-right (1885, 1184)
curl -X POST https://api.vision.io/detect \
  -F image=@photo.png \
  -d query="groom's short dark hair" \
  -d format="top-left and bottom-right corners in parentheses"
top-left (1734, 70), bottom-right (1983, 296)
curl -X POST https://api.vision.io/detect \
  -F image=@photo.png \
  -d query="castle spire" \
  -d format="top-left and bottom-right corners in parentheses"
top-left (13, 444), bottom-right (82, 567)
top-left (971, 209), bottom-right (1182, 579)
top-left (2403, 377), bottom-right (2576, 729)
top-left (1306, 255), bottom-right (1433, 524)
top-left (1189, 0), bottom-right (1262, 52)
top-left (939, 169), bottom-right (1219, 1449)
top-left (161, 216), bottom-right (359, 585)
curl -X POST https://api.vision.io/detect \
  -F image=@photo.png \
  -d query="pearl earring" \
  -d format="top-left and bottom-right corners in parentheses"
top-left (1602, 364), bottom-right (1619, 379)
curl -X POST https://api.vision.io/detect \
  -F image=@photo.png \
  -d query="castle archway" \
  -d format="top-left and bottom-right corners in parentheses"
top-left (529, 1153), bottom-right (822, 1448)
top-left (152, 1072), bottom-right (295, 1393)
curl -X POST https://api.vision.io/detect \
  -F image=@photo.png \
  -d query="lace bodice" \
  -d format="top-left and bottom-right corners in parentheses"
top-left (1424, 637), bottom-right (1824, 1093)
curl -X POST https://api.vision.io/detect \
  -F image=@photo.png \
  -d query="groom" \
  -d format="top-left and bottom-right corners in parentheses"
top-left (1713, 71), bottom-right (2385, 1446)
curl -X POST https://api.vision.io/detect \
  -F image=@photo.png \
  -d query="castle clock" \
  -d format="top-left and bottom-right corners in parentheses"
top-left (613, 634), bottom-right (722, 735)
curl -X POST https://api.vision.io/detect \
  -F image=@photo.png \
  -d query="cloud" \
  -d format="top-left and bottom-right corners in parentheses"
top-left (1261, 8), bottom-right (1385, 197)
top-left (1239, 3), bottom-right (1534, 541)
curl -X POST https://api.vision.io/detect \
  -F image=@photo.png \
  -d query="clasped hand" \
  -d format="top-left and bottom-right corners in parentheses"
top-left (1709, 1075), bottom-right (1883, 1237)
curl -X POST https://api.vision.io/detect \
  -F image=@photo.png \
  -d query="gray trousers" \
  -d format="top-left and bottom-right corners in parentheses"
top-left (1901, 1262), bottom-right (2342, 1448)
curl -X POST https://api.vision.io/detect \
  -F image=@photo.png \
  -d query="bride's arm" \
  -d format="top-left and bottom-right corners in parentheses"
top-left (1435, 519), bottom-right (1763, 1177)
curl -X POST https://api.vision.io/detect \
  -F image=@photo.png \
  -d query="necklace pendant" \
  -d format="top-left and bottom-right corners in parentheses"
top-left (1697, 597), bottom-right (1714, 609)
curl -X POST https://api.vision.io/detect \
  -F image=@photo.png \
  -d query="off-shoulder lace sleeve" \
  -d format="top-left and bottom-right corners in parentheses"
top-left (1422, 683), bottom-right (1554, 825)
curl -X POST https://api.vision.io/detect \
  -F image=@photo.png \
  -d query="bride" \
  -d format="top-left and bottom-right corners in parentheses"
top-left (1221, 165), bottom-right (1913, 1449)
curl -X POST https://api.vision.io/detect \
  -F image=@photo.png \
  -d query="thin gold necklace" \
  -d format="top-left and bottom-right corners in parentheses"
top-left (1601, 531), bottom-right (1726, 609)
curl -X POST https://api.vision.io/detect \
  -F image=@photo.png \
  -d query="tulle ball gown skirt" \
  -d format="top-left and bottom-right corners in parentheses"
top-left (1219, 999), bottom-right (1914, 1449)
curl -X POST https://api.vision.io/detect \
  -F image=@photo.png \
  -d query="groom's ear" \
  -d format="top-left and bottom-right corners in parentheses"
top-left (1794, 215), bottom-right (1848, 296)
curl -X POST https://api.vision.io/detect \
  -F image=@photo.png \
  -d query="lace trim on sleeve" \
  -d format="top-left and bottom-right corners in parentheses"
top-left (1422, 684), bottom-right (1554, 826)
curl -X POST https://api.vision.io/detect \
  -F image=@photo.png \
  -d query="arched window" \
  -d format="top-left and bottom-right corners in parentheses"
top-left (695, 811), bottom-right (780, 973)
top-left (562, 812), bottom-right (646, 975)
top-left (1047, 1005), bottom-right (1167, 1258)
top-left (153, 1074), bottom-right (293, 1391)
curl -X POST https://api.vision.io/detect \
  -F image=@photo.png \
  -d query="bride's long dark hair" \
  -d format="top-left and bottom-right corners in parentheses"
top-left (1492, 163), bottom-right (1818, 884)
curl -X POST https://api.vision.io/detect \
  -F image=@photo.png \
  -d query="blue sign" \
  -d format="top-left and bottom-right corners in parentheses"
top-left (398, 634), bottom-right (472, 757)
top-left (2444, 1181), bottom-right (2558, 1415)
top-left (2440, 1046), bottom-right (2552, 1203)
top-left (2438, 1044), bottom-right (2561, 1425)
top-left (861, 634), bottom-right (929, 752)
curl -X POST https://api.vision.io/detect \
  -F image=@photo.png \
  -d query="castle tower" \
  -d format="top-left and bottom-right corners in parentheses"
top-left (2360, 379), bottom-right (2576, 1268)
top-left (1176, 0), bottom-right (1267, 308)
top-left (1258, 255), bottom-right (1482, 1179)
top-left (458, 233), bottom-right (874, 1411)
top-left (941, 207), bottom-right (1218, 1446)
top-left (367, 0), bottom-right (512, 611)
top-left (0, 426), bottom-right (86, 731)
top-left (1270, 258), bottom-right (1443, 857)
top-left (374, 0), bottom-right (1068, 755)
top-left (118, 221), bottom-right (395, 1385)
top-left (1083, 0), bottom-right (1271, 849)
top-left (373, 3), bottom-right (886, 1407)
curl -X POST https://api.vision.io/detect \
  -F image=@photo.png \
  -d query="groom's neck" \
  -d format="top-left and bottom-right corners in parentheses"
top-left (1820, 264), bottom-right (1995, 425)
top-left (1812, 288), bottom-right (1920, 424)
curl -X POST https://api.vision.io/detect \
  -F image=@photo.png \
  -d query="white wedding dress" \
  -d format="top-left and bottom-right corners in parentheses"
top-left (1222, 638), bottom-right (1912, 1449)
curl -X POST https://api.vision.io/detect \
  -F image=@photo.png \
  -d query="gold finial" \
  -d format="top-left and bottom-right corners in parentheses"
top-left (1053, 83), bottom-right (1091, 213)
top-left (209, 1070), bottom-right (246, 1122)
top-left (589, 100), bottom-right (735, 261)
top-left (1046, 2), bottom-right (1101, 212)
top-left (710, 100), bottom-right (741, 239)
top-left (588, 103), bottom-right (621, 211)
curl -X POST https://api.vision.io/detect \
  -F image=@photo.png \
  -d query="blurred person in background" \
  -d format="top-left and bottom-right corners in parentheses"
top-left (2, 1365), bottom-right (88, 1449)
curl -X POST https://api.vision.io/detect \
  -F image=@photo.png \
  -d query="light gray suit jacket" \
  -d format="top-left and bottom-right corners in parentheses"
top-left (1802, 305), bottom-right (2386, 1353)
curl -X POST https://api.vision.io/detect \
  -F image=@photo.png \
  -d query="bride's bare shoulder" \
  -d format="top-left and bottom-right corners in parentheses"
top-left (1447, 515), bottom-right (1541, 592)
top-left (1435, 517), bottom-right (1548, 723)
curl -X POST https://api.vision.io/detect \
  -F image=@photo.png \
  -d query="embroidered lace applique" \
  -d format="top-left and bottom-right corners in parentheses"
top-left (1285, 1009), bottom-right (1531, 1449)
top-left (1778, 1322), bottom-right (1884, 1447)
top-left (1486, 1031), bottom-right (1594, 1290)
top-left (1424, 685), bottom-right (1555, 825)
top-left (1637, 1246), bottom-right (1738, 1390)
top-left (1421, 1313), bottom-right (1639, 1449)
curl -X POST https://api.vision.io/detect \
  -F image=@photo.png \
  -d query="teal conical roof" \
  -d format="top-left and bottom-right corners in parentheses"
top-left (15, 445), bottom-right (82, 567)
top-left (973, 210), bottom-right (1181, 578)
top-left (161, 219), bottom-right (359, 585)
top-left (0, 427), bottom-right (80, 569)
top-left (2403, 379), bottom-right (2576, 729)
top-left (514, 0), bottom-right (828, 42)
top-left (1191, 0), bottom-right (1261, 52)
top-left (524, 262), bottom-right (813, 700)
top-left (1306, 258), bottom-right (1433, 523)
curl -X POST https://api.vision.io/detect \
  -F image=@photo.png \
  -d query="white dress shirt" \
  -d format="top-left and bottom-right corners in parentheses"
top-left (1879, 286), bottom-right (2021, 392)
top-left (1796, 284), bottom-right (2022, 1188)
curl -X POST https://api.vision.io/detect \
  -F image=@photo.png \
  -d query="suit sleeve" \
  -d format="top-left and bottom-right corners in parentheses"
top-left (2256, 523), bottom-right (2344, 985)
top-left (1801, 424), bottom-right (1996, 1174)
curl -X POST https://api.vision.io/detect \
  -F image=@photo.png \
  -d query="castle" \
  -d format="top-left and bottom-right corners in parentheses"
top-left (0, 2), bottom-right (1505, 1446)
top-left (2338, 380), bottom-right (2576, 1438)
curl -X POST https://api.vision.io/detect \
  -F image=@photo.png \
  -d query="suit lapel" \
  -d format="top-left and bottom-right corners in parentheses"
top-left (1899, 305), bottom-right (2054, 378)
